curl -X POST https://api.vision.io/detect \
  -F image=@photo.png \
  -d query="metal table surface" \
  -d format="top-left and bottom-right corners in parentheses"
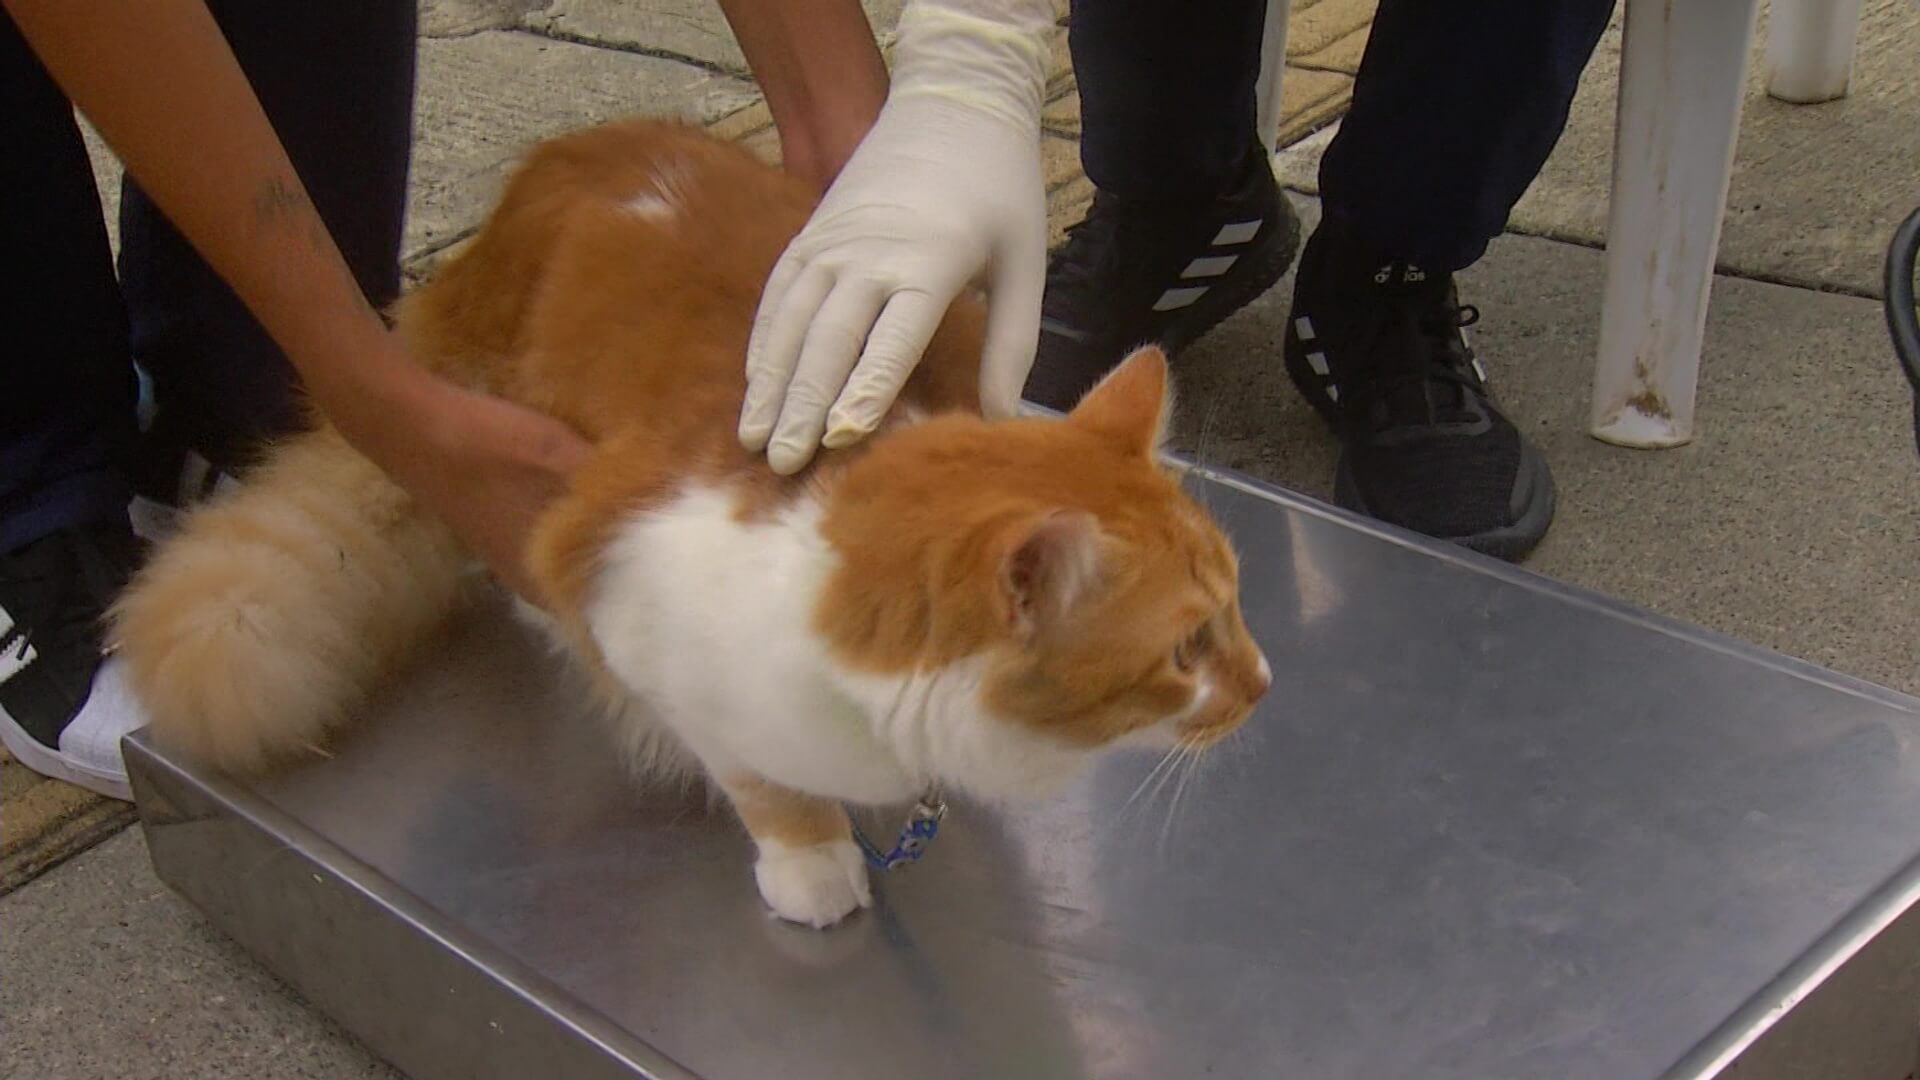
top-left (128, 468), bottom-right (1920, 1080)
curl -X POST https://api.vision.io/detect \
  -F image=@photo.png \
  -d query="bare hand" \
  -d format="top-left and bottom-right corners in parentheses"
top-left (315, 339), bottom-right (593, 605)
top-left (403, 385), bottom-right (593, 604)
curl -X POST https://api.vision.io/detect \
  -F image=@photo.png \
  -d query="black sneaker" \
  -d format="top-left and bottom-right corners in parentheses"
top-left (1024, 148), bottom-right (1302, 411)
top-left (0, 522), bottom-right (146, 800)
top-left (1284, 226), bottom-right (1555, 560)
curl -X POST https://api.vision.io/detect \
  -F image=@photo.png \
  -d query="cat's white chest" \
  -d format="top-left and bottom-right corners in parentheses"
top-left (584, 485), bottom-right (920, 803)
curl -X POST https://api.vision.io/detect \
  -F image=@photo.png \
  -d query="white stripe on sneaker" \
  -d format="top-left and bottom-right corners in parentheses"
top-left (1152, 286), bottom-right (1208, 312)
top-left (1306, 350), bottom-right (1331, 377)
top-left (1039, 316), bottom-right (1092, 343)
top-left (0, 632), bottom-right (36, 686)
top-left (1180, 255), bottom-right (1240, 279)
top-left (1294, 316), bottom-right (1316, 341)
top-left (1212, 220), bottom-right (1262, 245)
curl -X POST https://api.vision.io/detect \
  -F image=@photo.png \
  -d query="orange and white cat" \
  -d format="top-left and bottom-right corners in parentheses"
top-left (109, 119), bottom-right (1270, 928)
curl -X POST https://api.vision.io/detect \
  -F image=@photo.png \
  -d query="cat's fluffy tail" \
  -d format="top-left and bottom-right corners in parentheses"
top-left (110, 427), bottom-right (472, 774)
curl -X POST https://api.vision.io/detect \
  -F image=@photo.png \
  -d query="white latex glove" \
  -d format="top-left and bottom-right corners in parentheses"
top-left (740, 0), bottom-right (1055, 475)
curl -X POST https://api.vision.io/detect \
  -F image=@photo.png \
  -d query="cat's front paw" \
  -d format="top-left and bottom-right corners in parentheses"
top-left (753, 839), bottom-right (872, 928)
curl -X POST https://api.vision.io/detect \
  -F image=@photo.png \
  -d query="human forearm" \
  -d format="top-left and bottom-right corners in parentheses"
top-left (713, 0), bottom-right (890, 188)
top-left (3, 0), bottom-right (422, 435)
top-left (7, 0), bottom-right (592, 602)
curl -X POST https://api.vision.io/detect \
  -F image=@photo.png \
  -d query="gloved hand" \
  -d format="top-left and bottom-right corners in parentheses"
top-left (739, 0), bottom-right (1055, 475)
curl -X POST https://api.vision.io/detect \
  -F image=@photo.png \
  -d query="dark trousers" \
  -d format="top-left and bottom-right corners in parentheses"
top-left (1070, 0), bottom-right (1617, 270)
top-left (0, 2), bottom-right (415, 555)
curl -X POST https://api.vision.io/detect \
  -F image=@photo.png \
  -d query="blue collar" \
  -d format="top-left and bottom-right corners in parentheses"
top-left (851, 790), bottom-right (947, 871)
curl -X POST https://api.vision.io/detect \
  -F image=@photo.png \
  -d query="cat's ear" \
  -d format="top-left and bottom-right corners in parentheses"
top-left (999, 509), bottom-right (1104, 635)
top-left (1068, 345), bottom-right (1173, 456)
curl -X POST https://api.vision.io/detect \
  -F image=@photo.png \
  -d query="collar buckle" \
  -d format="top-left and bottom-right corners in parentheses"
top-left (852, 790), bottom-right (948, 871)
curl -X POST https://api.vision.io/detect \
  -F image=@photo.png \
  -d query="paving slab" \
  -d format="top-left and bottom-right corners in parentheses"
top-left (1274, 0), bottom-right (1920, 298)
top-left (526, 0), bottom-right (905, 75)
top-left (73, 28), bottom-right (760, 268)
top-left (0, 828), bottom-right (398, 1080)
top-left (420, 0), bottom-right (547, 38)
top-left (518, 0), bottom-right (1078, 78)
top-left (1288, 0), bottom-right (1377, 72)
top-left (404, 30), bottom-right (758, 262)
top-left (0, 746), bottom-right (133, 894)
top-left (78, 118), bottom-right (121, 252)
top-left (1176, 193), bottom-right (1920, 696)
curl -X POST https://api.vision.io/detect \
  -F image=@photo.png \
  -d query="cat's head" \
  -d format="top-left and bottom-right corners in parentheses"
top-left (820, 346), bottom-right (1271, 799)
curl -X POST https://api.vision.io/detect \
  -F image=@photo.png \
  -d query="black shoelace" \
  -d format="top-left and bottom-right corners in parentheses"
top-left (1344, 296), bottom-right (1485, 430)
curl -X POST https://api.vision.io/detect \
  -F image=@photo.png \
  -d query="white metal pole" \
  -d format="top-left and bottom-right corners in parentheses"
top-left (1254, 0), bottom-right (1294, 155)
top-left (1589, 0), bottom-right (1761, 448)
top-left (1765, 0), bottom-right (1863, 104)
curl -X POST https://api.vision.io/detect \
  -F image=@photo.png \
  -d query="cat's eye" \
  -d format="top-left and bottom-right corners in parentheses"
top-left (1173, 623), bottom-right (1213, 672)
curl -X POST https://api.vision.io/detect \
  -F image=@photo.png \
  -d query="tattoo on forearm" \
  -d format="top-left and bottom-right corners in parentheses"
top-left (252, 173), bottom-right (379, 318)
top-left (252, 175), bottom-right (332, 260)
top-left (252, 175), bottom-right (309, 223)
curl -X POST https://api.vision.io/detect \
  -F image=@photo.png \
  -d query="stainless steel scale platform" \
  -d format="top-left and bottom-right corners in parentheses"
top-left (126, 466), bottom-right (1920, 1079)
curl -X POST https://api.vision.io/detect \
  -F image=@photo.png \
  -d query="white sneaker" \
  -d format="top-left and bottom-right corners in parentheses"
top-left (0, 525), bottom-right (146, 802)
top-left (1, 659), bottom-right (146, 802)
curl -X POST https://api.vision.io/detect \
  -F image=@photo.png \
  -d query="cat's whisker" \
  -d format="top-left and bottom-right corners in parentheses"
top-left (1154, 751), bottom-right (1185, 858)
top-left (1117, 739), bottom-right (1188, 845)
top-left (1121, 742), bottom-right (1186, 821)
top-left (1141, 736), bottom-right (1194, 819)
top-left (1121, 749), bottom-right (1175, 807)
top-left (1221, 725), bottom-right (1256, 783)
top-left (1186, 395), bottom-right (1225, 517)
top-left (1158, 739), bottom-right (1205, 860)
